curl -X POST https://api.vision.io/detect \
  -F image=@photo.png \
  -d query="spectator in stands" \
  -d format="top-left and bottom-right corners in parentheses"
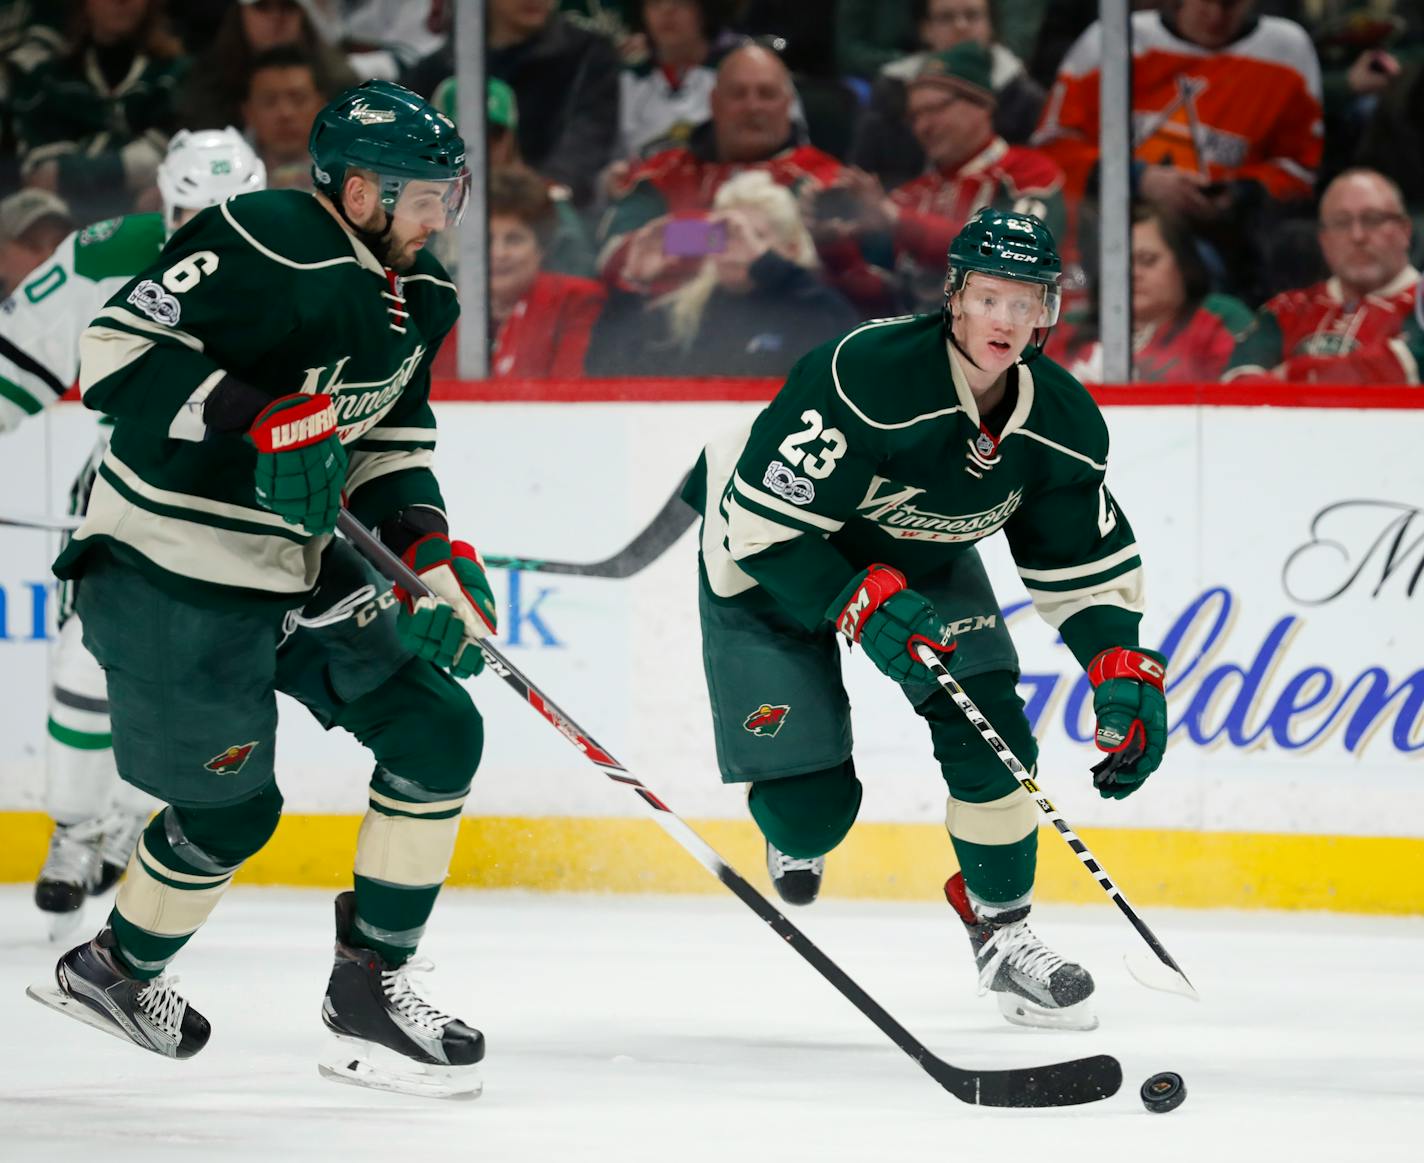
top-left (1226, 168), bottom-right (1419, 383)
top-left (1, 3), bottom-right (68, 192)
top-left (849, 0), bottom-right (1046, 191)
top-left (429, 75), bottom-right (597, 278)
top-left (838, 0), bottom-right (1047, 79)
top-left (598, 43), bottom-right (842, 298)
top-left (180, 0), bottom-right (356, 134)
top-left (486, 165), bottom-right (607, 378)
top-left (618, 0), bottom-right (738, 159)
top-left (297, 0), bottom-right (447, 85)
top-left (0, 187), bottom-right (73, 296)
top-left (587, 169), bottom-right (858, 376)
top-left (13, 0), bottom-right (187, 221)
top-left (1357, 55), bottom-right (1424, 219)
top-left (1051, 202), bottom-right (1250, 383)
top-left (241, 46), bottom-right (327, 190)
top-left (815, 43), bottom-right (1064, 316)
top-left (1032, 0), bottom-right (1324, 304)
top-left (487, 0), bottom-right (620, 207)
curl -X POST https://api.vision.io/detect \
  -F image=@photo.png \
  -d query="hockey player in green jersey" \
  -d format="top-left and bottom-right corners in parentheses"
top-left (0, 129), bottom-right (267, 939)
top-left (31, 81), bottom-right (492, 1099)
top-left (688, 207), bottom-right (1168, 1031)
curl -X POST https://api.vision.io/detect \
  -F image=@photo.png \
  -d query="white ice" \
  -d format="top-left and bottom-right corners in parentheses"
top-left (1, 885), bottom-right (1420, 1162)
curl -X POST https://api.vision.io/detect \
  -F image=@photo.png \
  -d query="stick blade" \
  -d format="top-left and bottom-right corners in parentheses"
top-left (926, 1051), bottom-right (1122, 1108)
top-left (1124, 952), bottom-right (1199, 1000)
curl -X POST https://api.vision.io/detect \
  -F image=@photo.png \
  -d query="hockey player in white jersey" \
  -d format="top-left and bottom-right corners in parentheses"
top-left (0, 129), bottom-right (267, 937)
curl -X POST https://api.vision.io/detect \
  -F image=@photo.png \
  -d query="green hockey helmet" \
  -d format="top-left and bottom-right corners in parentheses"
top-left (945, 207), bottom-right (1062, 329)
top-left (310, 79), bottom-right (470, 230)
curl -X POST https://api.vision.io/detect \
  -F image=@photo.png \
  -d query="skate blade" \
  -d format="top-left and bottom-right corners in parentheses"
top-left (45, 907), bottom-right (87, 945)
top-left (318, 1035), bottom-right (483, 1101)
top-left (1124, 952), bottom-right (1199, 1000)
top-left (26, 980), bottom-right (148, 1050)
top-left (996, 991), bottom-right (1099, 1031)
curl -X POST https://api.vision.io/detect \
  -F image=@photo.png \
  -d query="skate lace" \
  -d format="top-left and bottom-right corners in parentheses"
top-left (40, 820), bottom-right (106, 885)
top-left (381, 957), bottom-right (454, 1039)
top-left (769, 849), bottom-right (825, 876)
top-left (136, 975), bottom-right (188, 1041)
top-left (977, 920), bottom-right (1066, 992)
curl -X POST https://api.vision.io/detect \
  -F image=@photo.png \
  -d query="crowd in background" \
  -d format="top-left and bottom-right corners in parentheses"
top-left (2, 0), bottom-right (1423, 384)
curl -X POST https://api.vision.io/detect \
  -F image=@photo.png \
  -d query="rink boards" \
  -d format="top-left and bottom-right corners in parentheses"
top-left (1, 383), bottom-right (1420, 912)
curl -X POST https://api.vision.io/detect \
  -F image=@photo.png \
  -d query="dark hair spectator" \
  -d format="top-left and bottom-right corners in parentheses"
top-left (0, 187), bottom-right (75, 296)
top-left (486, 0), bottom-right (621, 207)
top-left (1357, 54), bottom-right (1424, 221)
top-left (837, 0), bottom-right (1047, 82)
top-left (598, 43), bottom-right (843, 302)
top-left (587, 169), bottom-right (859, 376)
top-left (0, 2), bottom-right (68, 192)
top-left (485, 165), bottom-right (607, 378)
top-left (617, 0), bottom-right (738, 159)
top-left (1050, 202), bottom-right (1251, 382)
top-left (848, 0), bottom-right (1046, 191)
top-left (1032, 1), bottom-right (1324, 305)
top-left (12, 0), bottom-right (187, 221)
top-left (816, 43), bottom-right (1065, 316)
top-left (1225, 167), bottom-right (1419, 383)
top-left (178, 0), bottom-right (356, 134)
top-left (241, 45), bottom-right (327, 190)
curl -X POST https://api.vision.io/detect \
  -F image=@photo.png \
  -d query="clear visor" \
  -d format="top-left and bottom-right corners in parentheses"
top-left (950, 271), bottom-right (1060, 328)
top-left (386, 169), bottom-right (471, 233)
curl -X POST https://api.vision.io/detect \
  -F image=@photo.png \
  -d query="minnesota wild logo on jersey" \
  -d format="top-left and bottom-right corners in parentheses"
top-left (57, 189), bottom-right (459, 605)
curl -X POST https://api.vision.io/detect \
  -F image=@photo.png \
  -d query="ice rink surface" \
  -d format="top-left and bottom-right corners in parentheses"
top-left (1, 885), bottom-right (1420, 1162)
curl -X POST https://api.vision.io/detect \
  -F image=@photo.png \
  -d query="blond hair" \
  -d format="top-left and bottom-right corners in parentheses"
top-left (658, 170), bottom-right (819, 350)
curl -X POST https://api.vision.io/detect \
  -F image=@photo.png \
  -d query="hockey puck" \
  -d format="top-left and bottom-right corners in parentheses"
top-left (1140, 1071), bottom-right (1186, 1113)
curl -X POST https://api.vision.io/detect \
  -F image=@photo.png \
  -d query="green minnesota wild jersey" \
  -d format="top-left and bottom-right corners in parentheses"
top-left (693, 313), bottom-right (1145, 668)
top-left (55, 188), bottom-right (458, 606)
top-left (0, 212), bottom-right (165, 430)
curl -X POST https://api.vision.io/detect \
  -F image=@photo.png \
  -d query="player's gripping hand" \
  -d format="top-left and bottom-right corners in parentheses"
top-left (394, 534), bottom-right (497, 679)
top-left (1087, 647), bottom-right (1168, 798)
top-left (246, 393), bottom-right (346, 536)
top-left (828, 563), bottom-right (955, 684)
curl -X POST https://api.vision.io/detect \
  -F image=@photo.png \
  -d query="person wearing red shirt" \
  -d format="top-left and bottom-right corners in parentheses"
top-left (1051, 202), bottom-right (1249, 383)
top-left (435, 166), bottom-right (606, 379)
top-left (1225, 168), bottom-right (1419, 384)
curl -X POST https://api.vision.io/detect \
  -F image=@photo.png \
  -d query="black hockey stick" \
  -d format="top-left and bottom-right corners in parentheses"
top-left (338, 508), bottom-right (1122, 1108)
top-left (0, 471), bottom-right (696, 581)
top-left (481, 471), bottom-right (695, 578)
top-left (915, 645), bottom-right (1198, 1000)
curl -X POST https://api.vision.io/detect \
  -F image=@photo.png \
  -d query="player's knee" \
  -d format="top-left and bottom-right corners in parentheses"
top-left (748, 760), bottom-right (862, 860)
top-left (159, 784), bottom-right (285, 872)
top-left (922, 670), bottom-right (1038, 800)
top-left (387, 671), bottom-right (484, 798)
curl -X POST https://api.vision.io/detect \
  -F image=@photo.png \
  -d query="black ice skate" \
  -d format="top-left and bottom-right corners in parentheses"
top-left (945, 872), bottom-right (1097, 1031)
top-left (318, 891), bottom-right (485, 1100)
top-left (26, 928), bottom-right (211, 1058)
top-left (766, 841), bottom-right (825, 906)
top-left (35, 820), bottom-right (106, 941)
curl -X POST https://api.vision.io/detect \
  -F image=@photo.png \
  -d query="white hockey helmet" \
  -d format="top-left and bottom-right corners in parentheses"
top-left (157, 128), bottom-right (268, 234)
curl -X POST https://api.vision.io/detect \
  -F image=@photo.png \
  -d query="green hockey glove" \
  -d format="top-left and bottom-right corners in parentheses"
top-left (394, 534), bottom-right (497, 678)
top-left (828, 563), bottom-right (955, 684)
top-left (1087, 647), bottom-right (1168, 798)
top-left (246, 393), bottom-right (346, 536)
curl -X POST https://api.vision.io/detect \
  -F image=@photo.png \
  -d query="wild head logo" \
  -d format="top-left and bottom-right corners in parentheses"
top-left (204, 741), bottom-right (259, 775)
top-left (743, 704), bottom-right (790, 738)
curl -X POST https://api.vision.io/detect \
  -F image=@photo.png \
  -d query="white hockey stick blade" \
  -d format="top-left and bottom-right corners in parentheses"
top-left (318, 1035), bottom-right (483, 1101)
top-left (1124, 952), bottom-right (1200, 1000)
